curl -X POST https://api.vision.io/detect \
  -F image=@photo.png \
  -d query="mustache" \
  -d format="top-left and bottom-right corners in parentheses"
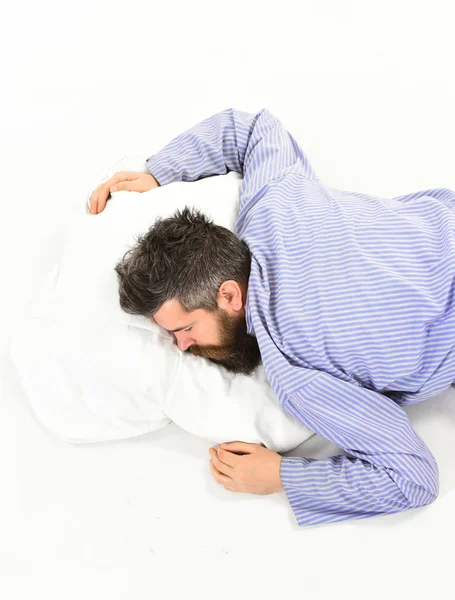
top-left (188, 334), bottom-right (261, 375)
top-left (188, 343), bottom-right (235, 360)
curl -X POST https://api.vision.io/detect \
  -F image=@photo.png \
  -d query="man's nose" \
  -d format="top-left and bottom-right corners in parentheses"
top-left (175, 332), bottom-right (195, 352)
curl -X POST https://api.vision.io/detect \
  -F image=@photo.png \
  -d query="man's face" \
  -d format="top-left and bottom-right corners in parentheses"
top-left (152, 298), bottom-right (261, 375)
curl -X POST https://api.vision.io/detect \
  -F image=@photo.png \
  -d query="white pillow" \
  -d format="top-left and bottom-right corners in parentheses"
top-left (10, 156), bottom-right (315, 452)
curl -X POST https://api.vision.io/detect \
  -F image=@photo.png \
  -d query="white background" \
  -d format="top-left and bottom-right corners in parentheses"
top-left (1, 1), bottom-right (454, 598)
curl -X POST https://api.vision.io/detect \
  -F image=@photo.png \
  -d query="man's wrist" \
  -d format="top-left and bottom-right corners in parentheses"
top-left (276, 455), bottom-right (284, 492)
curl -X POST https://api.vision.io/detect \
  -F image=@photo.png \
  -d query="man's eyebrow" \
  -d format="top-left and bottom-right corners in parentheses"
top-left (167, 323), bottom-right (195, 333)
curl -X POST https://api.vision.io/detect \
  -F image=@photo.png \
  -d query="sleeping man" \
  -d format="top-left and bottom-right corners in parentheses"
top-left (89, 108), bottom-right (455, 527)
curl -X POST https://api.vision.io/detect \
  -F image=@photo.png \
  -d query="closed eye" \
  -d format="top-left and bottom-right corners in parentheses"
top-left (184, 327), bottom-right (193, 333)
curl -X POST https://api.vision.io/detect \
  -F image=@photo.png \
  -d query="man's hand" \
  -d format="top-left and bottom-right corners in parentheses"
top-left (89, 171), bottom-right (160, 215)
top-left (208, 442), bottom-right (284, 495)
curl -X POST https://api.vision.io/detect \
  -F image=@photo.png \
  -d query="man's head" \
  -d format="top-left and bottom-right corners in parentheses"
top-left (114, 207), bottom-right (261, 375)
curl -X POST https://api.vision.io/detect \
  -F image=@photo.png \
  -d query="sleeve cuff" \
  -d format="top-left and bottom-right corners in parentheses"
top-left (280, 455), bottom-right (313, 490)
top-left (279, 456), bottom-right (316, 526)
top-left (145, 154), bottom-right (177, 187)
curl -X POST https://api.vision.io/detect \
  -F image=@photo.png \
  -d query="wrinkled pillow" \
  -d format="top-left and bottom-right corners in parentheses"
top-left (10, 156), bottom-right (315, 452)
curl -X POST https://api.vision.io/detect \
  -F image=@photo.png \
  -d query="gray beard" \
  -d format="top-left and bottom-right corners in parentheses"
top-left (187, 310), bottom-right (262, 375)
top-left (192, 333), bottom-right (262, 375)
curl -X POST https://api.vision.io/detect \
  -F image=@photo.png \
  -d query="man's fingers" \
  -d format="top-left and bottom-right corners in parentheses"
top-left (210, 449), bottom-right (235, 476)
top-left (90, 185), bottom-right (109, 214)
top-left (209, 459), bottom-right (233, 485)
top-left (89, 182), bottom-right (108, 214)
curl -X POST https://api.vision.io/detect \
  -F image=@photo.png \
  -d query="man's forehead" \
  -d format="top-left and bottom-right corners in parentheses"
top-left (152, 299), bottom-right (200, 330)
top-left (154, 299), bottom-right (184, 317)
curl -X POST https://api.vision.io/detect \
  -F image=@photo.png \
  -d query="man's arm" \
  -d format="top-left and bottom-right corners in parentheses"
top-left (146, 107), bottom-right (316, 206)
top-left (279, 373), bottom-right (439, 526)
top-left (90, 108), bottom-right (315, 214)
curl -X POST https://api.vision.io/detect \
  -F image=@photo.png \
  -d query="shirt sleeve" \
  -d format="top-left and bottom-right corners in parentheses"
top-left (145, 107), bottom-right (316, 209)
top-left (279, 372), bottom-right (439, 527)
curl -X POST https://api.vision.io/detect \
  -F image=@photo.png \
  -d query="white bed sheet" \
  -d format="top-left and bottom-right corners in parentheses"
top-left (3, 169), bottom-right (454, 595)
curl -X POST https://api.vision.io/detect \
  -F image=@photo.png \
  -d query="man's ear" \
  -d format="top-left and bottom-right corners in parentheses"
top-left (217, 280), bottom-right (244, 312)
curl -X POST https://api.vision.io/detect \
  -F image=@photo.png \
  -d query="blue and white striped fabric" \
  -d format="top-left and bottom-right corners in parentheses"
top-left (146, 108), bottom-right (455, 526)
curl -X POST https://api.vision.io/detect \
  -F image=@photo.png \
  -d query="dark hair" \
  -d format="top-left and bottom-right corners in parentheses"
top-left (114, 206), bottom-right (251, 316)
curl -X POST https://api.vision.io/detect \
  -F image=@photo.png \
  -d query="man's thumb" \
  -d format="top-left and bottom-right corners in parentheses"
top-left (220, 441), bottom-right (254, 454)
